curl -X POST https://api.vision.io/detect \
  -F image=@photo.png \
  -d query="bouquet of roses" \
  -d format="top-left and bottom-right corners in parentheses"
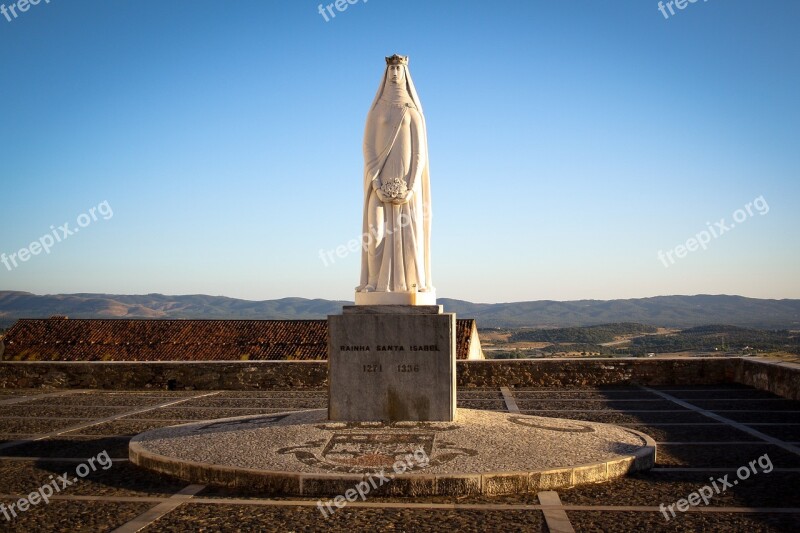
top-left (380, 177), bottom-right (408, 199)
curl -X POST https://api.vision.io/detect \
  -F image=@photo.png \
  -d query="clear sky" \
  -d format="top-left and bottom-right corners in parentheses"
top-left (1, 0), bottom-right (798, 303)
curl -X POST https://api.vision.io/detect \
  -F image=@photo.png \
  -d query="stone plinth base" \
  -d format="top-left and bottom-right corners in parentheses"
top-left (328, 305), bottom-right (456, 422)
top-left (129, 409), bottom-right (657, 497)
top-left (354, 291), bottom-right (437, 306)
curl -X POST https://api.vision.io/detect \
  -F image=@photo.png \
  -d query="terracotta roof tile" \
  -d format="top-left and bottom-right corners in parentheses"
top-left (2, 318), bottom-right (476, 361)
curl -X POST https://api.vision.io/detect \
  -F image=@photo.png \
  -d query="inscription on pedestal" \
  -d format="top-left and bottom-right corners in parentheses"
top-left (328, 308), bottom-right (456, 422)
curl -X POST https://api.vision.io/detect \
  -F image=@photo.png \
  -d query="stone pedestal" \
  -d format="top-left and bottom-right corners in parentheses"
top-left (327, 305), bottom-right (456, 422)
top-left (354, 291), bottom-right (437, 306)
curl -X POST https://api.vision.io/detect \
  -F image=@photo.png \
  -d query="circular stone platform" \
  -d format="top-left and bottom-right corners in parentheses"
top-left (129, 409), bottom-right (656, 497)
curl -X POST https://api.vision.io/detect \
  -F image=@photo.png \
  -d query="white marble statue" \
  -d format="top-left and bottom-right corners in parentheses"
top-left (356, 54), bottom-right (435, 305)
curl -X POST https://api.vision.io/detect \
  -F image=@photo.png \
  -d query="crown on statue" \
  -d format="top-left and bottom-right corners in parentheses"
top-left (385, 54), bottom-right (409, 66)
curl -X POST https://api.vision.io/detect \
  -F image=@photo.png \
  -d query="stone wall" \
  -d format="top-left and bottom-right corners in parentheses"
top-left (1, 358), bottom-right (797, 399)
top-left (456, 358), bottom-right (734, 388)
top-left (732, 358), bottom-right (800, 401)
top-left (0, 361), bottom-right (329, 390)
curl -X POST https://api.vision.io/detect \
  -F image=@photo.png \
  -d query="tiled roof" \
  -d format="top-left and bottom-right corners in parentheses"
top-left (1, 318), bottom-right (477, 361)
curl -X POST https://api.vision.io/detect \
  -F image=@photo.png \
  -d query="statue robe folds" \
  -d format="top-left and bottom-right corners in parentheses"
top-left (357, 63), bottom-right (434, 297)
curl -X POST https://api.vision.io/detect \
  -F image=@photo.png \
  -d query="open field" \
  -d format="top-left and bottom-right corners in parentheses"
top-left (481, 324), bottom-right (800, 360)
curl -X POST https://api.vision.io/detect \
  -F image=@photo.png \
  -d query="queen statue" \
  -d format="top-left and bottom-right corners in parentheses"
top-left (355, 54), bottom-right (435, 306)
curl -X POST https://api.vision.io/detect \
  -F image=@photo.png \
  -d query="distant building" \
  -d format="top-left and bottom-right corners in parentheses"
top-left (0, 318), bottom-right (484, 361)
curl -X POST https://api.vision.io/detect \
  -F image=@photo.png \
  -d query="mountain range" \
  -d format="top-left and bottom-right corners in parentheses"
top-left (1, 291), bottom-right (799, 330)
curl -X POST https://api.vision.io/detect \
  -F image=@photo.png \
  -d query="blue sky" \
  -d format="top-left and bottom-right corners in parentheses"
top-left (0, 0), bottom-right (798, 303)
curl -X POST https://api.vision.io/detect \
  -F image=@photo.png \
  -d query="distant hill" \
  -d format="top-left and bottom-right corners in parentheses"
top-left (0, 291), bottom-right (799, 329)
top-left (439, 295), bottom-right (800, 329)
top-left (0, 292), bottom-right (349, 329)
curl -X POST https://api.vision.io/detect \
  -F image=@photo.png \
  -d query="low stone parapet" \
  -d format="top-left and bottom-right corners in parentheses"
top-left (1, 358), bottom-right (798, 401)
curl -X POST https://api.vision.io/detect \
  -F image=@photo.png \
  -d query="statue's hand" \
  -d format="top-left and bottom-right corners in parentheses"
top-left (375, 189), bottom-right (389, 203)
top-left (392, 190), bottom-right (414, 205)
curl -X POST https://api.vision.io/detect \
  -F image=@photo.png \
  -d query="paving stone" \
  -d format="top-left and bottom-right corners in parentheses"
top-left (742, 424), bottom-right (800, 442)
top-left (516, 400), bottom-right (679, 411)
top-left (514, 387), bottom-right (649, 392)
top-left (688, 399), bottom-right (800, 411)
top-left (559, 471), bottom-right (800, 508)
top-left (456, 400), bottom-right (506, 410)
top-left (177, 398), bottom-right (327, 409)
top-left (624, 424), bottom-right (759, 443)
top-left (75, 420), bottom-right (193, 436)
top-left (721, 411), bottom-right (800, 424)
top-left (214, 391), bottom-right (327, 399)
top-left (150, 504), bottom-right (548, 532)
top-left (0, 389), bottom-right (64, 395)
top-left (525, 411), bottom-right (711, 424)
top-left (1, 437), bottom-right (131, 458)
top-left (0, 406), bottom-right (131, 419)
top-left (656, 444), bottom-right (800, 468)
top-left (514, 391), bottom-right (661, 400)
top-left (456, 390), bottom-right (504, 399)
top-left (129, 408), bottom-right (295, 420)
top-left (0, 459), bottom-right (187, 497)
top-left (0, 418), bottom-right (92, 435)
top-left (669, 390), bottom-right (783, 400)
top-left (653, 385), bottom-right (755, 392)
top-left (568, 511), bottom-right (800, 532)
top-left (21, 395), bottom-right (174, 407)
top-left (0, 499), bottom-right (153, 532)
